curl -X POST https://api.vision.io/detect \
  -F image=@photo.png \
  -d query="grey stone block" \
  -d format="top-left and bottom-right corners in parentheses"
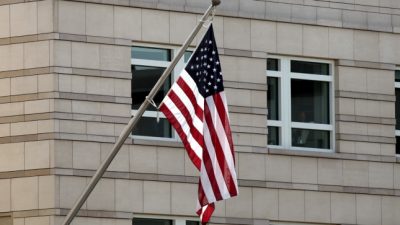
top-left (239, 0), bottom-right (266, 19)
top-left (343, 10), bottom-right (368, 29)
top-left (317, 7), bottom-right (342, 27)
top-left (218, 0), bottom-right (240, 17)
top-left (291, 5), bottom-right (317, 24)
top-left (368, 12), bottom-right (392, 32)
top-left (393, 15), bottom-right (400, 33)
top-left (129, 0), bottom-right (158, 9)
top-left (157, 0), bottom-right (185, 11)
top-left (184, 0), bottom-right (209, 13)
top-left (265, 2), bottom-right (291, 22)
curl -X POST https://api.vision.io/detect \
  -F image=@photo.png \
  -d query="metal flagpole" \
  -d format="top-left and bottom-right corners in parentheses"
top-left (61, 1), bottom-right (221, 225)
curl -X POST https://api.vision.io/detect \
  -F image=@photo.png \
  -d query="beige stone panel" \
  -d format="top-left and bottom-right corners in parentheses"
top-left (72, 42), bottom-right (100, 69)
top-left (101, 144), bottom-right (129, 172)
top-left (0, 78), bottom-right (10, 97)
top-left (86, 77), bottom-right (114, 96)
top-left (0, 44), bottom-right (23, 71)
top-left (356, 194), bottom-right (381, 225)
top-left (171, 183), bottom-right (197, 215)
top-left (114, 79), bottom-right (131, 97)
top-left (86, 3), bottom-right (113, 37)
top-left (13, 218), bottom-right (23, 225)
top-left (38, 74), bottom-right (57, 93)
top-left (338, 98), bottom-right (355, 115)
top-left (366, 69), bottom-right (394, 95)
top-left (369, 162), bottom-right (393, 189)
top-left (354, 99), bottom-right (380, 118)
top-left (226, 187), bottom-right (252, 218)
top-left (380, 143), bottom-right (395, 156)
top-left (354, 30), bottom-right (379, 62)
top-left (25, 217), bottom-right (50, 225)
top-left (10, 2), bottom-right (37, 36)
top-left (58, 1), bottom-right (85, 35)
top-left (52, 140), bottom-right (73, 168)
top-left (380, 33), bottom-right (400, 64)
top-left (305, 191), bottom-right (331, 223)
top-left (266, 155), bottom-right (291, 182)
top-left (196, 16), bottom-right (224, 48)
top-left (142, 9), bottom-right (169, 43)
top-left (253, 188), bottom-right (278, 220)
top-left (225, 88), bottom-right (251, 107)
top-left (328, 27), bottom-right (354, 59)
top-left (251, 20), bottom-right (276, 53)
top-left (224, 17), bottom-right (251, 50)
top-left (114, 6), bottom-right (141, 40)
top-left (87, 122), bottom-right (115, 136)
top-left (0, 143), bottom-right (24, 172)
top-left (38, 0), bottom-right (53, 34)
top-left (115, 179), bottom-right (143, 212)
top-left (343, 160), bottom-right (369, 187)
top-left (292, 157), bottom-right (317, 184)
top-left (380, 101), bottom-right (395, 118)
top-left (337, 66), bottom-right (367, 92)
top-left (0, 179), bottom-right (11, 212)
top-left (59, 176), bottom-right (87, 209)
top-left (71, 101), bottom-right (100, 115)
top-left (11, 177), bottom-right (38, 210)
top-left (130, 145), bottom-right (157, 173)
top-left (220, 56), bottom-right (266, 84)
top-left (58, 74), bottom-right (71, 92)
top-left (143, 181), bottom-right (170, 214)
top-left (303, 25), bottom-right (329, 58)
top-left (318, 158), bottom-right (343, 185)
top-left (100, 45), bottom-right (131, 72)
top-left (277, 23), bottom-right (302, 55)
top-left (25, 99), bottom-right (50, 115)
top-left (330, 193), bottom-right (356, 224)
top-left (170, 12), bottom-right (197, 45)
top-left (338, 121), bottom-right (368, 136)
top-left (382, 196), bottom-right (400, 225)
top-left (38, 120), bottom-right (57, 134)
top-left (87, 179), bottom-right (115, 211)
top-left (0, 5), bottom-right (10, 38)
top-left (278, 189), bottom-right (305, 221)
top-left (51, 41), bottom-right (72, 67)
top-left (59, 120), bottom-right (85, 134)
top-left (101, 103), bottom-right (131, 117)
top-left (184, 152), bottom-right (198, 176)
top-left (395, 164), bottom-right (400, 189)
top-left (11, 121), bottom-right (38, 136)
top-left (72, 141), bottom-right (101, 170)
top-left (231, 113), bottom-right (266, 128)
top-left (354, 142), bottom-right (380, 155)
top-left (238, 152), bottom-right (266, 180)
top-left (71, 75), bottom-right (86, 93)
top-left (337, 140), bottom-right (355, 153)
top-left (0, 102), bottom-right (23, 117)
top-left (39, 176), bottom-right (57, 209)
top-left (0, 124), bottom-right (10, 138)
top-left (251, 90), bottom-right (267, 108)
top-left (11, 75), bottom-right (37, 95)
top-left (25, 141), bottom-right (50, 170)
top-left (157, 147), bottom-right (184, 175)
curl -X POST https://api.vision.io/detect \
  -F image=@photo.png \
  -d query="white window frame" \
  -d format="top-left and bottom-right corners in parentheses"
top-left (395, 67), bottom-right (400, 156)
top-left (133, 214), bottom-right (199, 225)
top-left (130, 43), bottom-right (191, 141)
top-left (267, 55), bottom-right (335, 152)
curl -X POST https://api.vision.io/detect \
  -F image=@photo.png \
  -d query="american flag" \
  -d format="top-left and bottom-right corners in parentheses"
top-left (159, 25), bottom-right (238, 224)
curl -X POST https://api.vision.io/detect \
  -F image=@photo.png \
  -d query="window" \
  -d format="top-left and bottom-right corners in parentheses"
top-left (395, 69), bottom-right (400, 155)
top-left (267, 56), bottom-right (334, 151)
top-left (133, 217), bottom-right (199, 225)
top-left (131, 46), bottom-right (192, 139)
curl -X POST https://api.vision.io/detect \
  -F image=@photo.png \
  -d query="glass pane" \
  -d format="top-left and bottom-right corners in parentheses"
top-left (396, 89), bottom-right (400, 130)
top-left (292, 128), bottom-right (330, 149)
top-left (396, 136), bottom-right (400, 155)
top-left (133, 218), bottom-right (173, 225)
top-left (131, 65), bottom-right (170, 110)
top-left (184, 51), bottom-right (193, 63)
top-left (132, 46), bottom-right (171, 61)
top-left (132, 117), bottom-right (172, 138)
top-left (186, 221), bottom-right (199, 225)
top-left (291, 60), bottom-right (330, 75)
top-left (395, 70), bottom-right (400, 82)
top-left (267, 58), bottom-right (280, 71)
top-left (291, 79), bottom-right (330, 124)
top-left (267, 77), bottom-right (279, 120)
top-left (268, 126), bottom-right (280, 145)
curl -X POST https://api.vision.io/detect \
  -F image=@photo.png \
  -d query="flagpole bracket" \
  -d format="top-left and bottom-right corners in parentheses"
top-left (212, 0), bottom-right (221, 6)
top-left (145, 96), bottom-right (158, 109)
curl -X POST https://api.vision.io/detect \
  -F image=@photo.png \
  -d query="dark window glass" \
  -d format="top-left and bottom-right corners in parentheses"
top-left (131, 65), bottom-right (170, 110)
top-left (267, 77), bottom-right (279, 120)
top-left (292, 128), bottom-right (330, 149)
top-left (133, 218), bottom-right (173, 225)
top-left (395, 70), bottom-right (400, 82)
top-left (184, 51), bottom-right (193, 63)
top-left (267, 58), bottom-right (280, 71)
top-left (268, 126), bottom-right (280, 145)
top-left (132, 46), bottom-right (171, 61)
top-left (291, 79), bottom-right (330, 124)
top-left (396, 89), bottom-right (400, 130)
top-left (132, 117), bottom-right (172, 138)
top-left (291, 60), bottom-right (330, 75)
top-left (186, 221), bottom-right (199, 225)
top-left (396, 136), bottom-right (400, 155)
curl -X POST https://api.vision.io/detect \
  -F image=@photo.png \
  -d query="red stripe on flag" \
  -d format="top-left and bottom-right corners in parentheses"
top-left (177, 78), bottom-right (204, 120)
top-left (213, 94), bottom-right (235, 160)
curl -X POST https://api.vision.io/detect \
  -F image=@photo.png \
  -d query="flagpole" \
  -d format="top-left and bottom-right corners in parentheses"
top-left (60, 1), bottom-right (220, 225)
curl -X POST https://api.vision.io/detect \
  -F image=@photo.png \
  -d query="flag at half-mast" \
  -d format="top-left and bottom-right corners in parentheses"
top-left (159, 24), bottom-right (238, 224)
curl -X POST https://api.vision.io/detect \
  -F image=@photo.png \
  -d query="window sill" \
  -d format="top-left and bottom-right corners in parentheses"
top-left (131, 137), bottom-right (183, 148)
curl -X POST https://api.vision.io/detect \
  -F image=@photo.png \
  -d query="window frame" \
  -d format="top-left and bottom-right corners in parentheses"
top-left (130, 43), bottom-right (192, 141)
top-left (132, 215), bottom-right (199, 225)
top-left (395, 67), bottom-right (400, 156)
top-left (267, 55), bottom-right (335, 152)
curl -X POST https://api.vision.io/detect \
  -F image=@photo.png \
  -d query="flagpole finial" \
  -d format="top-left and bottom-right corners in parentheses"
top-left (212, 0), bottom-right (221, 6)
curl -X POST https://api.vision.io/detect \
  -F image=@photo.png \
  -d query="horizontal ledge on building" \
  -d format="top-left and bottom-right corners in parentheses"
top-left (337, 59), bottom-right (397, 71)
top-left (229, 106), bottom-right (267, 115)
top-left (224, 81), bottom-right (267, 91)
top-left (336, 114), bottom-right (396, 125)
top-left (338, 133), bottom-right (396, 144)
top-left (336, 91), bottom-right (396, 102)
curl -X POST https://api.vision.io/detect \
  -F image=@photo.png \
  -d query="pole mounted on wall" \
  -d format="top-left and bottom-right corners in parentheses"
top-left (61, 1), bottom-right (221, 225)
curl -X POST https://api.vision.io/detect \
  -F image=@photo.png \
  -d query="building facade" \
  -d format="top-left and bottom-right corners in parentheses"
top-left (0, 0), bottom-right (399, 225)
